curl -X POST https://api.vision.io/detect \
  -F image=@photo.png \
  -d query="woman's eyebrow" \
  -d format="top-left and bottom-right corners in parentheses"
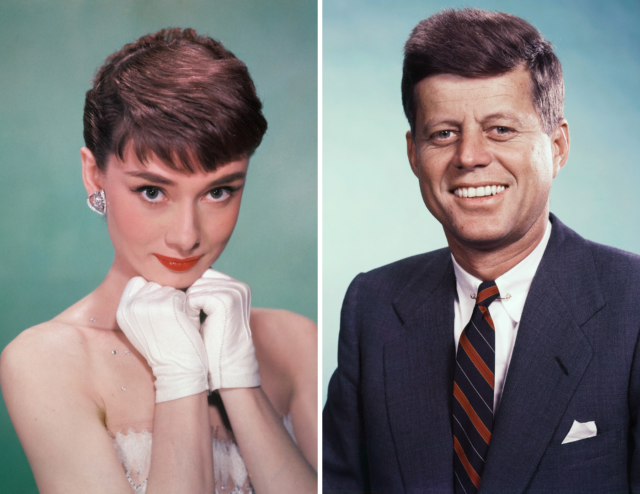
top-left (125, 170), bottom-right (246, 187)
top-left (126, 171), bottom-right (175, 185)
top-left (205, 171), bottom-right (246, 188)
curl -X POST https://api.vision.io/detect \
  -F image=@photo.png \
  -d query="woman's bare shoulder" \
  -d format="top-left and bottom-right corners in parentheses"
top-left (0, 319), bottom-right (91, 398)
top-left (2, 319), bottom-right (87, 359)
top-left (250, 308), bottom-right (317, 350)
top-left (1, 289), bottom-right (112, 387)
top-left (249, 309), bottom-right (317, 458)
top-left (249, 308), bottom-right (317, 378)
top-left (0, 318), bottom-right (132, 492)
top-left (250, 308), bottom-right (317, 334)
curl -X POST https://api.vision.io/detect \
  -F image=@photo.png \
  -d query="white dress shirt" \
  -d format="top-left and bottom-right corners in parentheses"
top-left (452, 220), bottom-right (552, 413)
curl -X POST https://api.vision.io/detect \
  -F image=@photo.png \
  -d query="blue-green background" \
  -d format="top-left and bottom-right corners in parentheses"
top-left (0, 0), bottom-right (317, 490)
top-left (323, 0), bottom-right (640, 402)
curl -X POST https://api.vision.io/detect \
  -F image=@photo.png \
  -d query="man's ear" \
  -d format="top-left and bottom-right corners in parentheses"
top-left (81, 147), bottom-right (103, 195)
top-left (406, 130), bottom-right (420, 178)
top-left (551, 119), bottom-right (570, 178)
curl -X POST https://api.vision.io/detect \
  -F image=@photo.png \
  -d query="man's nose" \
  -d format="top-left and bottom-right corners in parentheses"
top-left (454, 130), bottom-right (492, 169)
top-left (165, 203), bottom-right (201, 252)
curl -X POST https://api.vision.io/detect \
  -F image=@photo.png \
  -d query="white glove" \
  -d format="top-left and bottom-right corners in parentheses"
top-left (116, 277), bottom-right (209, 403)
top-left (186, 269), bottom-right (261, 391)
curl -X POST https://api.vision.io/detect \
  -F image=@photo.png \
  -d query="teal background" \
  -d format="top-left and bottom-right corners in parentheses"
top-left (0, 0), bottom-right (317, 490)
top-left (323, 0), bottom-right (640, 402)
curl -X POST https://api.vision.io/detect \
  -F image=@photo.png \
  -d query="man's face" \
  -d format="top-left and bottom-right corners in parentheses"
top-left (407, 66), bottom-right (569, 253)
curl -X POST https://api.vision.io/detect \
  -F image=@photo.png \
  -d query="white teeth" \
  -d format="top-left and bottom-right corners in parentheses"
top-left (453, 185), bottom-right (506, 198)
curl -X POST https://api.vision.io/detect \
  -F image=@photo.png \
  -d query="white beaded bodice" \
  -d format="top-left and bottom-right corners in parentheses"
top-left (110, 414), bottom-right (296, 494)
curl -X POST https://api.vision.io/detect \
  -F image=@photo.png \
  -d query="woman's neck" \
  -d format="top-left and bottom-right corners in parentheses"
top-left (55, 259), bottom-right (135, 331)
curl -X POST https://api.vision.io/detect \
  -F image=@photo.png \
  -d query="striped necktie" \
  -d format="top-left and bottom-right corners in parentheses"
top-left (453, 280), bottom-right (500, 494)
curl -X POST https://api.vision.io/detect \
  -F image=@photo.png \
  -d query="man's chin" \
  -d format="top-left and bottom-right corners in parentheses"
top-left (444, 225), bottom-right (514, 252)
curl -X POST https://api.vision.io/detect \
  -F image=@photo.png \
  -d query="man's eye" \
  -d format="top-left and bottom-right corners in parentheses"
top-left (435, 130), bottom-right (453, 139)
top-left (494, 126), bottom-right (514, 136)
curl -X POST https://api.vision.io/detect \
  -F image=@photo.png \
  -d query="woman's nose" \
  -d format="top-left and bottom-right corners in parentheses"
top-left (454, 130), bottom-right (492, 169)
top-left (165, 203), bottom-right (201, 252)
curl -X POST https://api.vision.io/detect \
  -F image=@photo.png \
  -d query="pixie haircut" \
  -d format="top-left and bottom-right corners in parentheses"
top-left (83, 28), bottom-right (268, 172)
top-left (402, 8), bottom-right (564, 135)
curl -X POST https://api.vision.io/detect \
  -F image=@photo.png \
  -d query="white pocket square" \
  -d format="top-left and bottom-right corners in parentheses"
top-left (561, 420), bottom-right (597, 444)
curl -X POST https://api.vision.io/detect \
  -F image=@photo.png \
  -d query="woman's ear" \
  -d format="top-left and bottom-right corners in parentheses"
top-left (81, 147), bottom-right (103, 195)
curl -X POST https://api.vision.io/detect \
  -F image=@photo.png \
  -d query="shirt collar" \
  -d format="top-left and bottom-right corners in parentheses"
top-left (452, 220), bottom-right (552, 325)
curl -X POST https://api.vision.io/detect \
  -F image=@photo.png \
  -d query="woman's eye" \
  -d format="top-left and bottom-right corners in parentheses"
top-left (207, 187), bottom-right (232, 202)
top-left (136, 186), bottom-right (165, 202)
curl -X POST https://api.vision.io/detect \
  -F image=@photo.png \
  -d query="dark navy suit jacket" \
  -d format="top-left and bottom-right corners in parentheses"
top-left (323, 215), bottom-right (640, 493)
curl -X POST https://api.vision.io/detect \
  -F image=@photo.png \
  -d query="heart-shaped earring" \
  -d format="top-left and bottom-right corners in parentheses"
top-left (87, 189), bottom-right (107, 215)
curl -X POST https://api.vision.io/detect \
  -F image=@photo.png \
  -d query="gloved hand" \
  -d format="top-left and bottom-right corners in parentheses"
top-left (186, 269), bottom-right (261, 391)
top-left (116, 277), bottom-right (209, 403)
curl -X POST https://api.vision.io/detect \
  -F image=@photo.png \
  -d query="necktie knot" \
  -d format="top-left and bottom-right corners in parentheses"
top-left (475, 280), bottom-right (500, 308)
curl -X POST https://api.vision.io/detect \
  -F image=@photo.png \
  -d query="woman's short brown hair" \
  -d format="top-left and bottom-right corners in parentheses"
top-left (83, 28), bottom-right (267, 172)
top-left (402, 8), bottom-right (564, 135)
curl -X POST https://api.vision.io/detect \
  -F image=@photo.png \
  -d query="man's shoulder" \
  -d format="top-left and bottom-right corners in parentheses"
top-left (363, 247), bottom-right (449, 279)
top-left (547, 217), bottom-right (640, 319)
top-left (347, 247), bottom-right (451, 301)
top-left (551, 215), bottom-right (640, 275)
top-left (587, 238), bottom-right (640, 267)
top-left (584, 239), bottom-right (640, 294)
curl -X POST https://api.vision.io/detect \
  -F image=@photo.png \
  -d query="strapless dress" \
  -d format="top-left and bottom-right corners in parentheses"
top-left (110, 414), bottom-right (296, 494)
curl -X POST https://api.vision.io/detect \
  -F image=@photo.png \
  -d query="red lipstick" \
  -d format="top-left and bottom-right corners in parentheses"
top-left (153, 254), bottom-right (202, 272)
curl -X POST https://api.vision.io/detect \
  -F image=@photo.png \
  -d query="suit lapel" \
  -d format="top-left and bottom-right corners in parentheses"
top-left (385, 249), bottom-right (457, 493)
top-left (479, 216), bottom-right (603, 493)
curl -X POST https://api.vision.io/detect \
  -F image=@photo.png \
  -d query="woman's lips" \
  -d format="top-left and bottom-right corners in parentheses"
top-left (153, 254), bottom-right (202, 272)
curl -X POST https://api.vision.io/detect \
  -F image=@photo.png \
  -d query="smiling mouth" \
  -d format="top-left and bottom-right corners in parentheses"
top-left (453, 185), bottom-right (508, 198)
top-left (153, 254), bottom-right (202, 272)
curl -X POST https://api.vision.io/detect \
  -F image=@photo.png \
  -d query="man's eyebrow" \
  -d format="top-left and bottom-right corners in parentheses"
top-left (481, 112), bottom-right (520, 123)
top-left (419, 119), bottom-right (460, 136)
top-left (423, 119), bottom-right (460, 129)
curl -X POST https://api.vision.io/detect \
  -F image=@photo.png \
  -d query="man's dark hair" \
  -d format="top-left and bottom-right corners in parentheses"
top-left (402, 8), bottom-right (563, 135)
top-left (83, 28), bottom-right (268, 172)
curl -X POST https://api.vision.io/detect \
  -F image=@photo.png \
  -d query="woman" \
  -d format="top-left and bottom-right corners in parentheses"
top-left (0, 28), bottom-right (317, 494)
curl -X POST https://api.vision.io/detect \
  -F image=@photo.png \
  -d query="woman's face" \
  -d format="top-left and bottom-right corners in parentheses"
top-left (99, 145), bottom-right (249, 288)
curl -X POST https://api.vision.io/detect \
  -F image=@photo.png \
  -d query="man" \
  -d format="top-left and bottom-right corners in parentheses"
top-left (323, 8), bottom-right (640, 493)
